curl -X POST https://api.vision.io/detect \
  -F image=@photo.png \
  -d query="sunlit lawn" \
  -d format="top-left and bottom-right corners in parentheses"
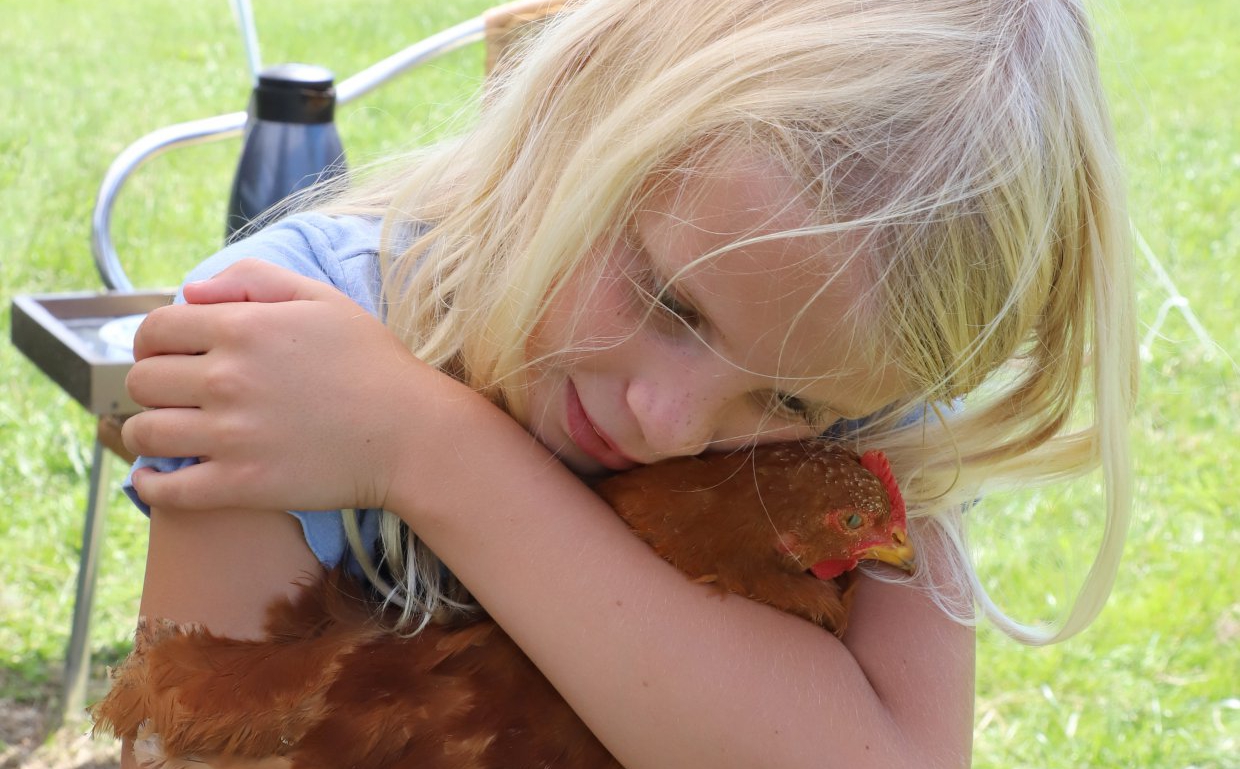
top-left (2, 1), bottom-right (1236, 766)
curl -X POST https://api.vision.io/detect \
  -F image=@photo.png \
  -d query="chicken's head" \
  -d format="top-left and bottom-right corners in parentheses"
top-left (595, 441), bottom-right (914, 583)
top-left (768, 448), bottom-right (914, 580)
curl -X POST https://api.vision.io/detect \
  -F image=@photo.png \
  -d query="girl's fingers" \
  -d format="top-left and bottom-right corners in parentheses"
top-left (129, 464), bottom-right (229, 513)
top-left (126, 355), bottom-right (209, 409)
top-left (122, 407), bottom-right (214, 460)
top-left (183, 259), bottom-right (340, 305)
top-left (132, 304), bottom-right (221, 360)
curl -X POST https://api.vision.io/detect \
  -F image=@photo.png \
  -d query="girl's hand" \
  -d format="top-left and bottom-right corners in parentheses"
top-left (123, 259), bottom-right (471, 513)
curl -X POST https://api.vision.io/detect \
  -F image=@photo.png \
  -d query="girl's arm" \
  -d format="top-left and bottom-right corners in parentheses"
top-left (124, 262), bottom-right (975, 768)
top-left (119, 507), bottom-right (323, 769)
top-left (375, 388), bottom-right (976, 769)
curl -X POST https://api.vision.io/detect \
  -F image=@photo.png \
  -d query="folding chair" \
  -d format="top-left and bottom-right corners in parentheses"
top-left (9, 0), bottom-right (563, 725)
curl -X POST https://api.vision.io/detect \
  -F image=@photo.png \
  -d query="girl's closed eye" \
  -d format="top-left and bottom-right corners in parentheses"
top-left (648, 276), bottom-right (701, 328)
top-left (767, 390), bottom-right (832, 430)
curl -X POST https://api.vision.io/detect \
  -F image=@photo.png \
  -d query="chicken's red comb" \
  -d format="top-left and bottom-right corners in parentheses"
top-left (859, 450), bottom-right (905, 526)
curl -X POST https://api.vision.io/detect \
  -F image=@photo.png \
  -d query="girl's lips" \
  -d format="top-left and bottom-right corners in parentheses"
top-left (565, 381), bottom-right (639, 472)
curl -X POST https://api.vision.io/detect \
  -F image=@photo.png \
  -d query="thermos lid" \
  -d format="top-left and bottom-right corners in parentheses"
top-left (253, 63), bottom-right (337, 124)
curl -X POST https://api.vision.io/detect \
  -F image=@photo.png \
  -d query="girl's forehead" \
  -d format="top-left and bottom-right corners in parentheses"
top-left (643, 149), bottom-right (813, 236)
top-left (640, 149), bottom-right (857, 308)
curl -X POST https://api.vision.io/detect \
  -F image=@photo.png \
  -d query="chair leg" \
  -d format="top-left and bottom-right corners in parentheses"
top-left (59, 433), bottom-right (111, 726)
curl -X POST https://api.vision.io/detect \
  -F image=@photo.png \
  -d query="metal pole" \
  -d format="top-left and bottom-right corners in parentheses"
top-left (59, 436), bottom-right (111, 725)
top-left (1134, 227), bottom-right (1218, 360)
top-left (230, 0), bottom-right (263, 82)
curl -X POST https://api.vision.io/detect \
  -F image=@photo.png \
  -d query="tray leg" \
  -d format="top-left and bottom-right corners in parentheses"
top-left (59, 433), bottom-right (111, 726)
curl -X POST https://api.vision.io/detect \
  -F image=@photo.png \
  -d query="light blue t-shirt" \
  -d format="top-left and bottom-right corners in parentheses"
top-left (124, 213), bottom-right (389, 571)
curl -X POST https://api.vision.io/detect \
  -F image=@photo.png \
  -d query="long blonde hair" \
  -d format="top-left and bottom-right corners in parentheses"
top-left (323, 0), bottom-right (1135, 644)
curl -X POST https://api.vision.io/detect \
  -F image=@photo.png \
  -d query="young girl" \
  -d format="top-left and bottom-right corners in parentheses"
top-left (118, 0), bottom-right (1135, 766)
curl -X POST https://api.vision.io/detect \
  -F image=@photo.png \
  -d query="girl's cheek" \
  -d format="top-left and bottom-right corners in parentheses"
top-left (527, 276), bottom-right (623, 363)
top-left (530, 241), bottom-right (650, 364)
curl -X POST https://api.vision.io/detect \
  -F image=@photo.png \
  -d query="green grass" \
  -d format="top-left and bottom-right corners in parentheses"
top-left (1, 1), bottom-right (1236, 767)
top-left (964, 2), bottom-right (1240, 766)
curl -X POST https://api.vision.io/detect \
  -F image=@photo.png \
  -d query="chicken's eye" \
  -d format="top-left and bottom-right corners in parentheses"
top-left (845, 513), bottom-right (863, 529)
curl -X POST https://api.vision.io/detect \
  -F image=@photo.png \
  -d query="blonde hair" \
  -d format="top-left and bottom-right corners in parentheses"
top-left (322, 0), bottom-right (1135, 644)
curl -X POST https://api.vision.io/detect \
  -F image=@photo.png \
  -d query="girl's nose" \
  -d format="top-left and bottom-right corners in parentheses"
top-left (625, 376), bottom-right (714, 460)
top-left (624, 364), bottom-right (754, 460)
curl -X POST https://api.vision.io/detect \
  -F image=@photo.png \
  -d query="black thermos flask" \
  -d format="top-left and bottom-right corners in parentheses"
top-left (225, 63), bottom-right (346, 242)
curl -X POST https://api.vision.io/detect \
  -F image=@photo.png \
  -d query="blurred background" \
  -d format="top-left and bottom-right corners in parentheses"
top-left (1, 1), bottom-right (1235, 767)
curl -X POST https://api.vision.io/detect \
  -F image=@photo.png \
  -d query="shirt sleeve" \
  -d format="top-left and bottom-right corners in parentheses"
top-left (123, 213), bottom-right (387, 571)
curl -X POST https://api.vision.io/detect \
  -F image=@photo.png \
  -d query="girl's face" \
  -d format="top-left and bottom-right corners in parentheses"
top-left (523, 153), bottom-right (909, 477)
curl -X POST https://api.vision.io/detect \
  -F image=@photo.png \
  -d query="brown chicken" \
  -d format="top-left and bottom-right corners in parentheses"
top-left (93, 442), bottom-right (913, 769)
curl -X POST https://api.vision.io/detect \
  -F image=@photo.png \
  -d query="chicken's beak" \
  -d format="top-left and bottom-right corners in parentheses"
top-left (862, 528), bottom-right (916, 573)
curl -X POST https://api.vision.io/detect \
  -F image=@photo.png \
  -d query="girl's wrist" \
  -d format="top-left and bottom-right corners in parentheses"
top-left (379, 371), bottom-right (559, 524)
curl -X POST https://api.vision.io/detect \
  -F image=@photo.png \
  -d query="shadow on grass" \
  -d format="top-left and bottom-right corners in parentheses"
top-left (0, 639), bottom-right (134, 707)
top-left (0, 644), bottom-right (132, 769)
